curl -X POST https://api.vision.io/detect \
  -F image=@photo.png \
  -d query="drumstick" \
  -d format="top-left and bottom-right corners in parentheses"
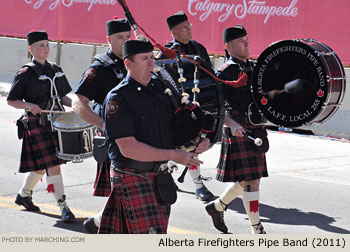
top-left (284, 79), bottom-right (304, 93)
top-left (266, 78), bottom-right (304, 99)
top-left (27, 109), bottom-right (71, 114)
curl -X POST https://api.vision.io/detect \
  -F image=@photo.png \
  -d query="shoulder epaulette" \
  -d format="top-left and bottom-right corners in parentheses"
top-left (18, 66), bottom-right (29, 75)
top-left (217, 59), bottom-right (236, 71)
top-left (94, 53), bottom-right (116, 67)
top-left (22, 62), bottom-right (43, 77)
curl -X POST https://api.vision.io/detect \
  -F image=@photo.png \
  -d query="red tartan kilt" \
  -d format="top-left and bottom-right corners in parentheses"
top-left (216, 126), bottom-right (268, 182)
top-left (93, 161), bottom-right (111, 197)
top-left (98, 167), bottom-right (170, 234)
top-left (19, 116), bottom-right (66, 173)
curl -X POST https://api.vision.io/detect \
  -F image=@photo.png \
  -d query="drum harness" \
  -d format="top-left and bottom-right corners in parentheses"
top-left (94, 53), bottom-right (125, 80)
top-left (19, 62), bottom-right (66, 131)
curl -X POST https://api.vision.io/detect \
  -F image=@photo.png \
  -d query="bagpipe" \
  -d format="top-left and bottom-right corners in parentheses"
top-left (152, 57), bottom-right (215, 151)
top-left (117, 0), bottom-right (240, 148)
top-left (117, 0), bottom-right (249, 180)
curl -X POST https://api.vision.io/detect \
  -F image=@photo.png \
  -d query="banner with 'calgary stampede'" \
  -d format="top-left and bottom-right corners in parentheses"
top-left (0, 0), bottom-right (349, 64)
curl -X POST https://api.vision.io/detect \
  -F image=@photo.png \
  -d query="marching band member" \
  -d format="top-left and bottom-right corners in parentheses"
top-left (159, 10), bottom-right (215, 202)
top-left (99, 38), bottom-right (210, 233)
top-left (72, 18), bottom-right (132, 233)
top-left (159, 11), bottom-right (212, 69)
top-left (7, 31), bottom-right (75, 222)
top-left (205, 25), bottom-right (268, 234)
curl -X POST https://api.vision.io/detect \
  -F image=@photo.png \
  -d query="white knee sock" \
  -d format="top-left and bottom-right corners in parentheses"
top-left (19, 172), bottom-right (45, 197)
top-left (188, 166), bottom-right (203, 189)
top-left (214, 183), bottom-right (243, 212)
top-left (242, 191), bottom-right (261, 234)
top-left (93, 210), bottom-right (103, 227)
top-left (46, 174), bottom-right (68, 211)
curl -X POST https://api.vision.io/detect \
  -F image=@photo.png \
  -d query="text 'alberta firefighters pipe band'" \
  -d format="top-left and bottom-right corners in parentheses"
top-left (255, 43), bottom-right (327, 125)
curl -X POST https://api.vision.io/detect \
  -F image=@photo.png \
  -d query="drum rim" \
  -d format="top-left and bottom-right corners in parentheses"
top-left (53, 124), bottom-right (95, 131)
top-left (53, 112), bottom-right (93, 129)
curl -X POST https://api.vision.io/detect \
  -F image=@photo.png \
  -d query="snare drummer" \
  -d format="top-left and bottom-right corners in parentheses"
top-left (205, 25), bottom-right (268, 234)
top-left (7, 31), bottom-right (75, 222)
top-left (72, 18), bottom-right (131, 233)
top-left (158, 11), bottom-right (215, 201)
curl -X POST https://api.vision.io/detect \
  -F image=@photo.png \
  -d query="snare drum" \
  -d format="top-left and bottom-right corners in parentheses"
top-left (251, 39), bottom-right (346, 128)
top-left (155, 58), bottom-right (225, 144)
top-left (53, 112), bottom-right (96, 162)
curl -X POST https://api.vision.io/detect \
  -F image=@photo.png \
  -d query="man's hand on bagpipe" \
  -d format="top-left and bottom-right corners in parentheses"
top-left (192, 137), bottom-right (210, 154)
top-left (176, 112), bottom-right (214, 183)
top-left (171, 150), bottom-right (203, 168)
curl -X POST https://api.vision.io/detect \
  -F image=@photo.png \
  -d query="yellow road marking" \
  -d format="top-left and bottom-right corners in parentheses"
top-left (0, 196), bottom-right (200, 234)
top-left (0, 196), bottom-right (95, 217)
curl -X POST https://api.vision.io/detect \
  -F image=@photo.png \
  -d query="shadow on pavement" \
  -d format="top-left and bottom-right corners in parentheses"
top-left (19, 209), bottom-right (88, 233)
top-left (227, 198), bottom-right (350, 234)
top-left (53, 217), bottom-right (87, 234)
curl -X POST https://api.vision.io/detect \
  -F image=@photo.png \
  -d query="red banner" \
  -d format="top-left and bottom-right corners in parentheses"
top-left (1, 0), bottom-right (350, 64)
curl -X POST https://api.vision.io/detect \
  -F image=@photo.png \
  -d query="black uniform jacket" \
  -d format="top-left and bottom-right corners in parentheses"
top-left (216, 56), bottom-right (255, 116)
top-left (7, 60), bottom-right (71, 107)
top-left (75, 50), bottom-right (126, 115)
top-left (159, 39), bottom-right (212, 69)
top-left (103, 75), bottom-right (176, 163)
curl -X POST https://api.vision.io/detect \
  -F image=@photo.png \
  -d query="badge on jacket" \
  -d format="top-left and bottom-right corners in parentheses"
top-left (84, 68), bottom-right (96, 81)
top-left (107, 100), bottom-right (119, 118)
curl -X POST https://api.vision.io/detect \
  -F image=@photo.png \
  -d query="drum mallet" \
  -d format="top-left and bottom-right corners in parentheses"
top-left (244, 132), bottom-right (263, 146)
top-left (267, 78), bottom-right (304, 99)
top-left (284, 78), bottom-right (304, 93)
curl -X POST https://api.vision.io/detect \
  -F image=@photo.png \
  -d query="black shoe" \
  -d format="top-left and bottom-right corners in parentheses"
top-left (205, 202), bottom-right (228, 233)
top-left (195, 185), bottom-right (214, 201)
top-left (15, 193), bottom-right (40, 212)
top-left (61, 207), bottom-right (75, 223)
top-left (252, 222), bottom-right (266, 234)
top-left (83, 217), bottom-right (98, 234)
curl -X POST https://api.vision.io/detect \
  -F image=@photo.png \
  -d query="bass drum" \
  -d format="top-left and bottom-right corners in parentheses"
top-left (155, 58), bottom-right (225, 144)
top-left (251, 39), bottom-right (346, 128)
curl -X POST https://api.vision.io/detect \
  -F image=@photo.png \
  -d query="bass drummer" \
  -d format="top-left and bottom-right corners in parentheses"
top-left (205, 25), bottom-right (269, 234)
top-left (157, 10), bottom-right (215, 202)
top-left (72, 18), bottom-right (132, 233)
top-left (7, 31), bottom-right (75, 222)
